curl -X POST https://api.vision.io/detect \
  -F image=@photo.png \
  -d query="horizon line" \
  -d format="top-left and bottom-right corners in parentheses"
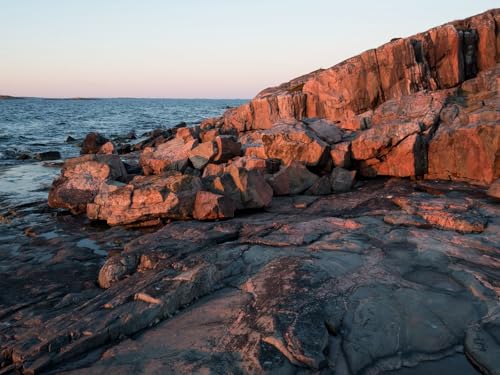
top-left (0, 94), bottom-right (251, 101)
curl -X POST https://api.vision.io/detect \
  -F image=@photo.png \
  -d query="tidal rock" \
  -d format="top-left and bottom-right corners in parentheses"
top-left (48, 154), bottom-right (127, 213)
top-left (80, 132), bottom-right (109, 154)
top-left (87, 173), bottom-right (202, 225)
top-left (188, 141), bottom-right (218, 170)
top-left (330, 167), bottom-right (356, 193)
top-left (140, 137), bottom-right (198, 175)
top-left (193, 191), bottom-right (236, 220)
top-left (268, 162), bottom-right (319, 196)
top-left (34, 151), bottom-right (61, 161)
top-left (261, 122), bottom-right (328, 166)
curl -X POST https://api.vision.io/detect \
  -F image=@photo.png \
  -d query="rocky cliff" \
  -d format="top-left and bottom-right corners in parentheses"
top-left (203, 9), bottom-right (500, 185)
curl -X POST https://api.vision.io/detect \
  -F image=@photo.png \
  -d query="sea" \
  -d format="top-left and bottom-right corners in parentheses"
top-left (0, 98), bottom-right (246, 204)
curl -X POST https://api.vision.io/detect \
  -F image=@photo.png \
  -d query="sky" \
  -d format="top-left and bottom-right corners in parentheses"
top-left (1, 1), bottom-right (498, 99)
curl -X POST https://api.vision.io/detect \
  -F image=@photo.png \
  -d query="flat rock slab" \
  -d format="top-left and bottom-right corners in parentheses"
top-left (1, 179), bottom-right (499, 375)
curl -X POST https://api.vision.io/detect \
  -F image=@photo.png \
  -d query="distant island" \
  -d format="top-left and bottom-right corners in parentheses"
top-left (0, 95), bottom-right (24, 100)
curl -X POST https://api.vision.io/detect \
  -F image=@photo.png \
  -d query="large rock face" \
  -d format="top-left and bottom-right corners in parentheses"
top-left (48, 154), bottom-right (127, 213)
top-left (219, 10), bottom-right (500, 133)
top-left (200, 9), bottom-right (500, 185)
top-left (140, 137), bottom-right (198, 175)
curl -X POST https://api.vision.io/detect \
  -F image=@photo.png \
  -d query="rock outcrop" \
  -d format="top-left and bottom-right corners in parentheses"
top-left (48, 154), bottom-right (127, 213)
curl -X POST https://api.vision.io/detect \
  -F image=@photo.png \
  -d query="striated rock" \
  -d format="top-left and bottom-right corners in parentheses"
top-left (268, 162), bottom-right (319, 196)
top-left (330, 167), bottom-right (356, 193)
top-left (188, 141), bottom-right (218, 170)
top-left (48, 154), bottom-right (127, 214)
top-left (193, 191), bottom-right (236, 221)
top-left (261, 122), bottom-right (328, 166)
top-left (393, 194), bottom-right (487, 233)
top-left (487, 179), bottom-right (500, 200)
top-left (80, 132), bottom-right (109, 154)
top-left (140, 137), bottom-right (198, 175)
top-left (87, 173), bottom-right (202, 225)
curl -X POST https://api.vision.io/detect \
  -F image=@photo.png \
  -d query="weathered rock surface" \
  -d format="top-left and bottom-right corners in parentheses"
top-left (140, 137), bottom-right (198, 175)
top-left (188, 141), bottom-right (218, 170)
top-left (261, 122), bottom-right (328, 167)
top-left (330, 167), bottom-right (356, 193)
top-left (4, 178), bottom-right (500, 375)
top-left (87, 173), bottom-right (202, 225)
top-left (268, 162), bottom-right (319, 196)
top-left (192, 191), bottom-right (236, 221)
top-left (48, 154), bottom-right (127, 214)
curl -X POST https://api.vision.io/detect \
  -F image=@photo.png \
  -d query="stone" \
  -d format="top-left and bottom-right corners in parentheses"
top-left (34, 151), bottom-right (61, 161)
top-left (202, 163), bottom-right (226, 178)
top-left (140, 137), bottom-right (198, 175)
top-left (97, 141), bottom-right (116, 155)
top-left (305, 175), bottom-right (331, 195)
top-left (48, 154), bottom-right (127, 214)
top-left (330, 167), bottom-right (356, 193)
top-left (214, 135), bottom-right (241, 162)
top-left (487, 179), bottom-right (500, 200)
top-left (210, 166), bottom-right (273, 209)
top-left (188, 141), bottom-right (218, 170)
top-left (351, 121), bottom-right (426, 177)
top-left (200, 128), bottom-right (220, 143)
top-left (330, 141), bottom-right (352, 168)
top-left (261, 122), bottom-right (328, 166)
top-left (87, 173), bottom-right (202, 226)
top-left (80, 132), bottom-right (109, 154)
top-left (303, 118), bottom-right (343, 144)
top-left (175, 126), bottom-right (200, 142)
top-left (193, 191), bottom-right (236, 220)
top-left (268, 162), bottom-right (319, 196)
top-left (229, 156), bottom-right (267, 173)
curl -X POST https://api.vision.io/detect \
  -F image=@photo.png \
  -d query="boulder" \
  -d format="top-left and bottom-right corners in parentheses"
top-left (330, 168), bottom-right (356, 193)
top-left (207, 166), bottom-right (273, 210)
top-left (97, 142), bottom-right (116, 155)
top-left (330, 141), bottom-right (352, 168)
top-left (268, 162), bottom-right (319, 196)
top-left (427, 122), bottom-right (500, 186)
top-left (229, 156), bottom-right (267, 173)
top-left (80, 132), bottom-right (109, 154)
top-left (305, 176), bottom-right (331, 195)
top-left (200, 128), bottom-right (220, 143)
top-left (188, 141), bottom-right (218, 170)
top-left (202, 163), bottom-right (226, 178)
top-left (193, 191), bottom-right (236, 220)
top-left (303, 118), bottom-right (343, 144)
top-left (34, 151), bottom-right (61, 161)
top-left (140, 137), bottom-right (198, 175)
top-left (351, 121), bottom-right (426, 177)
top-left (261, 122), bottom-right (328, 166)
top-left (87, 173), bottom-right (202, 226)
top-left (487, 179), bottom-right (500, 200)
top-left (214, 135), bottom-right (241, 162)
top-left (175, 126), bottom-right (200, 142)
top-left (48, 154), bottom-right (127, 214)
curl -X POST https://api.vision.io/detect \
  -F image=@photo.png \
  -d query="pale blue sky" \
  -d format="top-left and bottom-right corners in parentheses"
top-left (1, 1), bottom-right (498, 98)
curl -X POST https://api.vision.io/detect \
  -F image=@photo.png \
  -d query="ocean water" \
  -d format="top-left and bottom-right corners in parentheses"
top-left (0, 98), bottom-right (246, 203)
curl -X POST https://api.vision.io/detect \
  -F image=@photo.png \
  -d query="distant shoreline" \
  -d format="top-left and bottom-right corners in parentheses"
top-left (0, 95), bottom-right (249, 101)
